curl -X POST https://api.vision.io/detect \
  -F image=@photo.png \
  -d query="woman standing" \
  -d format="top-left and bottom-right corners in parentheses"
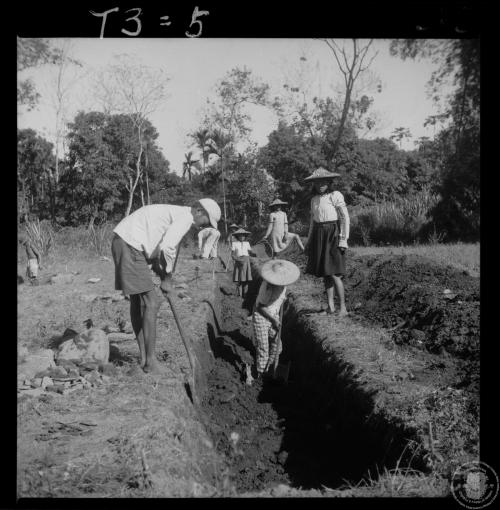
top-left (304, 167), bottom-right (350, 316)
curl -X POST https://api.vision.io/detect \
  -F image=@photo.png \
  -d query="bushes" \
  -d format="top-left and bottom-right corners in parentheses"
top-left (349, 189), bottom-right (440, 246)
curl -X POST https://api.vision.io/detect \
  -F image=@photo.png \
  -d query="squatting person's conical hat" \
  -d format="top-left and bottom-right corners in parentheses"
top-left (304, 167), bottom-right (341, 181)
top-left (269, 199), bottom-right (288, 207)
top-left (260, 259), bottom-right (300, 286)
top-left (233, 228), bottom-right (251, 236)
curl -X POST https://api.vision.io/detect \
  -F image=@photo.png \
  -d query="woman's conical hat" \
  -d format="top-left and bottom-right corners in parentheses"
top-left (260, 259), bottom-right (300, 286)
top-left (269, 198), bottom-right (288, 207)
top-left (233, 228), bottom-right (251, 236)
top-left (304, 167), bottom-right (341, 181)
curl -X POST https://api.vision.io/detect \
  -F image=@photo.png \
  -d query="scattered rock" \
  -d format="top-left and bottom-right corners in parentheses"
top-left (220, 285), bottom-right (233, 296)
top-left (353, 302), bottom-right (363, 310)
top-left (276, 451), bottom-right (289, 465)
top-left (271, 484), bottom-right (291, 497)
top-left (79, 361), bottom-right (100, 372)
top-left (99, 363), bottom-right (118, 376)
top-left (178, 291), bottom-right (190, 299)
top-left (18, 349), bottom-right (56, 380)
top-left (100, 256), bottom-right (111, 262)
top-left (87, 278), bottom-right (101, 284)
top-left (80, 294), bottom-right (98, 303)
top-left (46, 384), bottom-right (65, 394)
top-left (57, 328), bottom-right (109, 365)
top-left (49, 273), bottom-right (74, 285)
top-left (410, 329), bottom-right (426, 343)
top-left (30, 378), bottom-right (43, 388)
top-left (174, 283), bottom-right (188, 289)
top-left (84, 370), bottom-right (102, 386)
top-left (19, 388), bottom-right (44, 398)
top-left (111, 293), bottom-right (125, 302)
top-left (41, 376), bottom-right (54, 389)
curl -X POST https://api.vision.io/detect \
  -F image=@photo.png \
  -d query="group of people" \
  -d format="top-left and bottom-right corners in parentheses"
top-left (20, 166), bottom-right (350, 379)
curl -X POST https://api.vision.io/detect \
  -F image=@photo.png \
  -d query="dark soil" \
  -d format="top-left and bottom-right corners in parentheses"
top-left (285, 249), bottom-right (480, 394)
top-left (200, 271), bottom-right (427, 493)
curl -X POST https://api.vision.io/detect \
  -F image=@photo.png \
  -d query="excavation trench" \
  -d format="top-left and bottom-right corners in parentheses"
top-left (196, 268), bottom-right (428, 493)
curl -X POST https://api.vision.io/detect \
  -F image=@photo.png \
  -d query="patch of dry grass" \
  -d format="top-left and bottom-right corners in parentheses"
top-left (351, 243), bottom-right (479, 276)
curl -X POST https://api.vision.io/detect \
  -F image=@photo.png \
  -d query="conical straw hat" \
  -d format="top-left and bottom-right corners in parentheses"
top-left (304, 167), bottom-right (341, 181)
top-left (260, 259), bottom-right (300, 286)
top-left (269, 198), bottom-right (288, 207)
top-left (233, 228), bottom-right (251, 236)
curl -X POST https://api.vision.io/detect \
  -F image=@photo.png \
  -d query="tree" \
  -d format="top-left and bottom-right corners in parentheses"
top-left (390, 39), bottom-right (480, 240)
top-left (43, 39), bottom-right (84, 185)
top-left (206, 129), bottom-right (234, 234)
top-left (17, 38), bottom-right (63, 110)
top-left (60, 111), bottom-right (169, 225)
top-left (94, 55), bottom-right (170, 216)
top-left (321, 39), bottom-right (378, 161)
top-left (182, 151), bottom-right (199, 181)
top-left (390, 127), bottom-right (412, 149)
top-left (228, 148), bottom-right (275, 227)
top-left (258, 121), bottom-right (324, 219)
top-left (190, 128), bottom-right (211, 175)
top-left (17, 129), bottom-right (56, 221)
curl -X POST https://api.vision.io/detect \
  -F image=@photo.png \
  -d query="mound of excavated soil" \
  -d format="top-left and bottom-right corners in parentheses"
top-left (345, 254), bottom-right (479, 359)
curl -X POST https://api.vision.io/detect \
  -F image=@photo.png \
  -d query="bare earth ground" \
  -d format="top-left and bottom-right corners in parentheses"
top-left (17, 241), bottom-right (479, 498)
top-left (17, 254), bottom-right (226, 497)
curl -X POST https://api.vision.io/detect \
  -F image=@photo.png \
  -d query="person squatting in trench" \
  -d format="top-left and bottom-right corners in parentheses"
top-left (252, 259), bottom-right (300, 379)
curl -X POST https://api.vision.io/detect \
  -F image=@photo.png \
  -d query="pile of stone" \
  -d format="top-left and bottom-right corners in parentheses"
top-left (18, 323), bottom-right (118, 399)
top-left (18, 360), bottom-right (118, 397)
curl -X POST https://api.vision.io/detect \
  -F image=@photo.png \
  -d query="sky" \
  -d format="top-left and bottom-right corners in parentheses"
top-left (17, 38), bottom-right (453, 174)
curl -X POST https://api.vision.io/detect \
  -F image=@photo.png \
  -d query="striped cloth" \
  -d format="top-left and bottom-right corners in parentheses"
top-left (252, 310), bottom-right (281, 373)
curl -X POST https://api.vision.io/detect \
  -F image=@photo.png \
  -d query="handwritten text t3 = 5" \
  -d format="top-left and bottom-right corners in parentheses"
top-left (89, 6), bottom-right (210, 38)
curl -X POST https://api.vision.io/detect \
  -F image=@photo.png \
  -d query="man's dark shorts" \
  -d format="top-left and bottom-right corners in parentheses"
top-left (111, 234), bottom-right (154, 295)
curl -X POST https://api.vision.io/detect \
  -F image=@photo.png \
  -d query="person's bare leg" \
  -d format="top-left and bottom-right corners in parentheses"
top-left (141, 290), bottom-right (161, 373)
top-left (332, 275), bottom-right (348, 316)
top-left (324, 276), bottom-right (335, 313)
top-left (130, 294), bottom-right (146, 368)
top-left (292, 233), bottom-right (305, 251)
top-left (242, 283), bottom-right (248, 298)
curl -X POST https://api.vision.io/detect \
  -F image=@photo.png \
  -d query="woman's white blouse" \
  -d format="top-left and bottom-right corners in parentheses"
top-left (310, 191), bottom-right (350, 241)
top-left (231, 241), bottom-right (251, 257)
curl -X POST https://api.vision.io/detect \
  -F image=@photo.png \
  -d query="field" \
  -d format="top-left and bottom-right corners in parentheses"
top-left (17, 234), bottom-right (479, 498)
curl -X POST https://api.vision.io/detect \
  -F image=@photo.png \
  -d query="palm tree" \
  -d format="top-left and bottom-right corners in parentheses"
top-left (191, 128), bottom-right (210, 175)
top-left (207, 129), bottom-right (233, 234)
top-left (390, 126), bottom-right (412, 149)
top-left (182, 151), bottom-right (199, 181)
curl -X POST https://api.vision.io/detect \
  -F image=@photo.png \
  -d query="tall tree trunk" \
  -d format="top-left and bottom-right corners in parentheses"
top-left (145, 148), bottom-right (151, 204)
top-left (221, 155), bottom-right (227, 235)
top-left (332, 79), bottom-right (354, 160)
top-left (125, 125), bottom-right (144, 217)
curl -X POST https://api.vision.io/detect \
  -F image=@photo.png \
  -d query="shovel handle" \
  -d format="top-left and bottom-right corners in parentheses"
top-left (163, 291), bottom-right (196, 373)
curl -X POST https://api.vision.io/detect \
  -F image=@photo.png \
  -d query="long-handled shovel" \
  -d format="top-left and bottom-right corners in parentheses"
top-left (160, 242), bottom-right (199, 405)
top-left (271, 301), bottom-right (290, 383)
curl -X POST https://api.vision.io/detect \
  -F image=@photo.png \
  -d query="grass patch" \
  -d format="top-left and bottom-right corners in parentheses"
top-left (351, 243), bottom-right (479, 276)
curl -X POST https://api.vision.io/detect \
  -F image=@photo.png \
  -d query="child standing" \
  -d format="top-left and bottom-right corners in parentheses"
top-left (304, 167), bottom-right (350, 316)
top-left (20, 236), bottom-right (42, 285)
top-left (252, 259), bottom-right (300, 379)
top-left (231, 228), bottom-right (255, 297)
top-left (263, 199), bottom-right (305, 256)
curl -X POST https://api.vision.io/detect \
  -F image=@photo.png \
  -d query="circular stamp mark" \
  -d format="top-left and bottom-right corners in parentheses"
top-left (451, 461), bottom-right (499, 509)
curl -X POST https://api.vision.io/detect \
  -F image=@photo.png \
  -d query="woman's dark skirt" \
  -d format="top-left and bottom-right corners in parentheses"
top-left (306, 221), bottom-right (346, 277)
